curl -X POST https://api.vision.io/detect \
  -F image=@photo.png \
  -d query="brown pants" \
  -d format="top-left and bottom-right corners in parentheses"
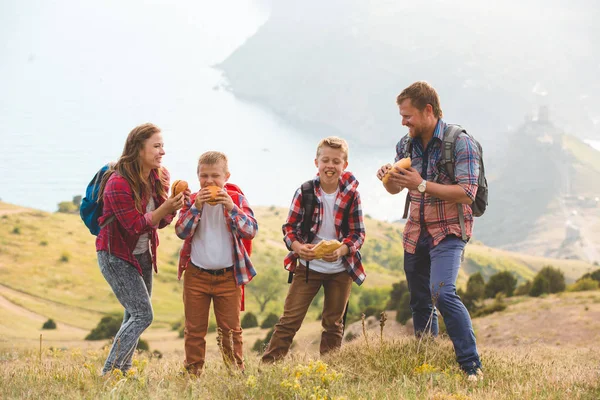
top-left (183, 267), bottom-right (244, 373)
top-left (262, 264), bottom-right (352, 363)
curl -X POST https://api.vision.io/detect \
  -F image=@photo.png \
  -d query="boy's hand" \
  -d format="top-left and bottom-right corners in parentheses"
top-left (321, 244), bottom-right (349, 262)
top-left (376, 163), bottom-right (392, 181)
top-left (194, 188), bottom-right (213, 209)
top-left (214, 190), bottom-right (235, 211)
top-left (292, 242), bottom-right (317, 261)
top-left (182, 188), bottom-right (192, 206)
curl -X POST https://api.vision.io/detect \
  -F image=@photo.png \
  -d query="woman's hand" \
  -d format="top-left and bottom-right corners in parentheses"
top-left (321, 244), bottom-right (349, 262)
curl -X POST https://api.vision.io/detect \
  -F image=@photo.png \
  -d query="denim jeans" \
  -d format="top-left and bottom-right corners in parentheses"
top-left (404, 231), bottom-right (481, 370)
top-left (97, 250), bottom-right (153, 374)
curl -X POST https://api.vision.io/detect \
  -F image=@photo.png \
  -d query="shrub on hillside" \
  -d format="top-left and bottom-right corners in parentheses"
top-left (387, 281), bottom-right (411, 325)
top-left (461, 272), bottom-right (485, 313)
top-left (241, 312), bottom-right (258, 329)
top-left (473, 294), bottom-right (507, 317)
top-left (137, 339), bottom-right (149, 351)
top-left (59, 251), bottom-right (71, 263)
top-left (529, 266), bottom-right (566, 297)
top-left (85, 314), bottom-right (122, 340)
top-left (396, 293), bottom-right (412, 325)
top-left (42, 319), bottom-right (56, 330)
top-left (577, 269), bottom-right (600, 283)
top-left (568, 278), bottom-right (599, 292)
top-left (485, 271), bottom-right (517, 298)
top-left (252, 328), bottom-right (275, 353)
top-left (515, 280), bottom-right (532, 296)
top-left (261, 313), bottom-right (280, 329)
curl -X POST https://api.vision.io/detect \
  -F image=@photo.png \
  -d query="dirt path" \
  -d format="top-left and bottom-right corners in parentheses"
top-left (0, 286), bottom-right (87, 334)
top-left (0, 207), bottom-right (29, 216)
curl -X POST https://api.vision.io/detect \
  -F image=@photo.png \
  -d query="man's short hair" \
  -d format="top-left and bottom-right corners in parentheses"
top-left (396, 81), bottom-right (443, 118)
top-left (316, 136), bottom-right (349, 161)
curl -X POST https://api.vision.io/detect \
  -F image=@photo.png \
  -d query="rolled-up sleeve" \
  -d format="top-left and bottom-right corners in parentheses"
top-left (454, 134), bottom-right (480, 201)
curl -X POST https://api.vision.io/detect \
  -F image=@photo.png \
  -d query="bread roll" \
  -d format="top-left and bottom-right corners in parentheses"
top-left (312, 240), bottom-right (343, 259)
top-left (205, 185), bottom-right (222, 205)
top-left (382, 157), bottom-right (411, 185)
top-left (171, 180), bottom-right (188, 197)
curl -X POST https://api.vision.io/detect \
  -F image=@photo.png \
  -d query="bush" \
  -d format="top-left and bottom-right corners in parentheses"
top-left (485, 271), bottom-right (517, 298)
top-left (396, 292), bottom-right (412, 325)
top-left (208, 320), bottom-right (217, 333)
top-left (12, 227), bottom-right (20, 234)
top-left (241, 312), bottom-right (258, 329)
top-left (85, 314), bottom-right (123, 340)
top-left (515, 280), bottom-right (532, 296)
top-left (473, 294), bottom-right (507, 318)
top-left (252, 328), bottom-right (275, 353)
top-left (42, 319), bottom-right (57, 330)
top-left (39, 240), bottom-right (48, 246)
top-left (529, 266), bottom-right (566, 297)
top-left (568, 278), bottom-right (599, 292)
top-left (137, 338), bottom-right (149, 351)
top-left (578, 269), bottom-right (600, 283)
top-left (261, 313), bottom-right (280, 329)
top-left (59, 251), bottom-right (71, 263)
top-left (345, 331), bottom-right (358, 342)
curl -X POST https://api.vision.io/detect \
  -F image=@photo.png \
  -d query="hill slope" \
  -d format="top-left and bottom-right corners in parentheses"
top-left (0, 202), bottom-right (595, 347)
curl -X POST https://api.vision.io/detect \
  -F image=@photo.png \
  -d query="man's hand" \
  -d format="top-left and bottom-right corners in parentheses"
top-left (395, 167), bottom-right (423, 191)
top-left (321, 244), bottom-right (349, 262)
top-left (376, 164), bottom-right (392, 181)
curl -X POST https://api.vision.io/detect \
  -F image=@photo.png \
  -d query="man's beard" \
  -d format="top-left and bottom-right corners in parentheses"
top-left (408, 125), bottom-right (424, 138)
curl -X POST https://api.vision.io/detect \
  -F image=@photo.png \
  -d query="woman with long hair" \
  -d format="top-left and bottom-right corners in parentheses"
top-left (95, 123), bottom-right (184, 374)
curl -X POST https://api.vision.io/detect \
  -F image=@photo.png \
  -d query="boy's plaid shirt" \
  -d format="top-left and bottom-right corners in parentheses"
top-left (282, 171), bottom-right (366, 285)
top-left (175, 190), bottom-right (257, 285)
top-left (96, 168), bottom-right (175, 275)
top-left (395, 119), bottom-right (480, 254)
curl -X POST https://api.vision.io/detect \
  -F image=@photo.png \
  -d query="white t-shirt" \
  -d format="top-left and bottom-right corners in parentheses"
top-left (133, 196), bottom-right (155, 255)
top-left (300, 188), bottom-right (346, 274)
top-left (190, 203), bottom-right (234, 270)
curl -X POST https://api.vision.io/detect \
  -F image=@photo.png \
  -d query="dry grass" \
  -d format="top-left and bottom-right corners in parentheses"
top-left (1, 332), bottom-right (599, 400)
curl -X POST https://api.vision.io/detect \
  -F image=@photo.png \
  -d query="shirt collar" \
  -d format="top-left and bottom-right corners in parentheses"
top-left (432, 118), bottom-right (446, 142)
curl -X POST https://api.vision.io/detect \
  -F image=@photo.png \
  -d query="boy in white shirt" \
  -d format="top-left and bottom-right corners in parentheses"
top-left (261, 137), bottom-right (366, 363)
top-left (175, 151), bottom-right (257, 375)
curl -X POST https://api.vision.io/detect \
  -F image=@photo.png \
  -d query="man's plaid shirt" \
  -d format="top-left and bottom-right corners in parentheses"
top-left (395, 119), bottom-right (480, 254)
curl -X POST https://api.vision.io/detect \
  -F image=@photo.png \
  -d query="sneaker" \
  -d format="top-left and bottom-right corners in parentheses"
top-left (464, 367), bottom-right (484, 382)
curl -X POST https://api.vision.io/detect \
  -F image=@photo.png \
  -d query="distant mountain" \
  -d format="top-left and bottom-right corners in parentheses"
top-left (218, 0), bottom-right (600, 153)
top-left (217, 0), bottom-right (600, 261)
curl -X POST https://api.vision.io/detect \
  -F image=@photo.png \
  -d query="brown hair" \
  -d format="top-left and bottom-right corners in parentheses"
top-left (197, 151), bottom-right (229, 174)
top-left (99, 123), bottom-right (168, 212)
top-left (316, 136), bottom-right (349, 161)
top-left (396, 81), bottom-right (443, 118)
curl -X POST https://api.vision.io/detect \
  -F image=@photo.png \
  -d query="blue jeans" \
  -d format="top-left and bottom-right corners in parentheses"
top-left (404, 232), bottom-right (481, 371)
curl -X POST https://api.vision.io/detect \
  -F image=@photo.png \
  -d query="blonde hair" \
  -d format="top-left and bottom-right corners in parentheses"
top-left (197, 151), bottom-right (229, 174)
top-left (316, 136), bottom-right (349, 161)
top-left (396, 81), bottom-right (443, 118)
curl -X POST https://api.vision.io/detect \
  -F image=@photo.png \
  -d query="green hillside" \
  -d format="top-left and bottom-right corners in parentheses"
top-left (0, 202), bottom-right (595, 345)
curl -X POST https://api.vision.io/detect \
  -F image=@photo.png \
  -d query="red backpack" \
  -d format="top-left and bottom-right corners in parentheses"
top-left (224, 183), bottom-right (253, 311)
top-left (225, 183), bottom-right (253, 257)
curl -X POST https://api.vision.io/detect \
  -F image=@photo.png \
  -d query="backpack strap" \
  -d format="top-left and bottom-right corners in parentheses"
top-left (287, 180), bottom-right (317, 284)
top-left (402, 138), bottom-right (414, 220)
top-left (441, 124), bottom-right (468, 241)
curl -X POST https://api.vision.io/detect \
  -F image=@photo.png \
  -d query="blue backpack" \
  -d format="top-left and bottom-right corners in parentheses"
top-left (80, 164), bottom-right (115, 235)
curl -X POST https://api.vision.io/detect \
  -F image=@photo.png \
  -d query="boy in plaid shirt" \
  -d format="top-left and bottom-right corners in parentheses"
top-left (176, 151), bottom-right (257, 375)
top-left (262, 137), bottom-right (366, 363)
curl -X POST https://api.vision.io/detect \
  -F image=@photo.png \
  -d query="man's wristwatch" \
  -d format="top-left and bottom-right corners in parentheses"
top-left (417, 179), bottom-right (427, 193)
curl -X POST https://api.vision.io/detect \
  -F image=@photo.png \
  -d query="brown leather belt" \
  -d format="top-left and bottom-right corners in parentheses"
top-left (191, 262), bottom-right (233, 276)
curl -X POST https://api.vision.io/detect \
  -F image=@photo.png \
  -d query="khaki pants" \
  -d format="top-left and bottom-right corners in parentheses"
top-left (262, 264), bottom-right (352, 363)
top-left (183, 267), bottom-right (244, 373)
